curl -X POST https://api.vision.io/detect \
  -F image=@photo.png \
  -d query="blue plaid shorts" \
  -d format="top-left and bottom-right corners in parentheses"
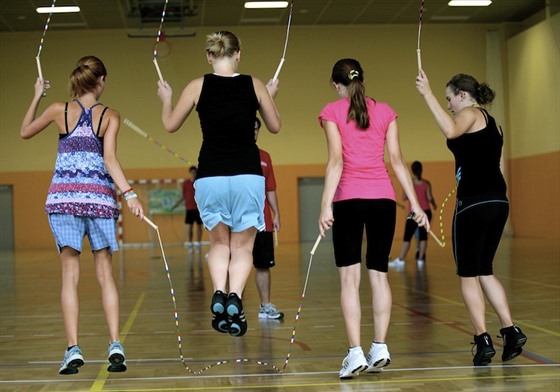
top-left (47, 214), bottom-right (119, 254)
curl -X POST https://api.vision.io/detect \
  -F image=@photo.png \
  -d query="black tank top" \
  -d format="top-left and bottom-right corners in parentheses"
top-left (446, 108), bottom-right (507, 199)
top-left (195, 74), bottom-right (262, 179)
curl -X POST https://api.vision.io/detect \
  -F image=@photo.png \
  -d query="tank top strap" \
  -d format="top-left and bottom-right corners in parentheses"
top-left (73, 99), bottom-right (86, 110)
top-left (64, 102), bottom-right (70, 134)
top-left (477, 107), bottom-right (489, 125)
top-left (97, 106), bottom-right (109, 136)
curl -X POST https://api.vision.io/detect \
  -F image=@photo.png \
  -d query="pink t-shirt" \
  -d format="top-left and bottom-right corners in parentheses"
top-left (319, 97), bottom-right (397, 202)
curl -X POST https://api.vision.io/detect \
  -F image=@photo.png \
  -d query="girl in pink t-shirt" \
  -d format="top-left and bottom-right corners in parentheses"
top-left (318, 58), bottom-right (429, 379)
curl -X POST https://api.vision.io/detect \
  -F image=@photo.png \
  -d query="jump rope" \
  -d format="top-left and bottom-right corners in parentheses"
top-left (142, 212), bottom-right (322, 374)
top-left (36, 0), bottom-right (56, 96)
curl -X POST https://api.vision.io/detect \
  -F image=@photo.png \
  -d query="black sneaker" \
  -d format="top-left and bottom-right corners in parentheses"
top-left (226, 293), bottom-right (247, 337)
top-left (472, 332), bottom-right (495, 366)
top-left (211, 290), bottom-right (229, 333)
top-left (499, 325), bottom-right (527, 361)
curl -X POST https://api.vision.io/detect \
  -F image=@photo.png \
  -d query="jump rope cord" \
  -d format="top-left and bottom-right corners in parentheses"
top-left (153, 0), bottom-right (169, 81)
top-left (124, 119), bottom-right (193, 166)
top-left (437, 186), bottom-right (457, 248)
top-left (143, 215), bottom-right (321, 375)
top-left (272, 0), bottom-right (294, 82)
top-left (36, 0), bottom-right (56, 59)
top-left (416, 0), bottom-right (425, 70)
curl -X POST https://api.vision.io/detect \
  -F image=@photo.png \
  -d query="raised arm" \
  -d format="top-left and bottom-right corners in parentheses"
top-left (21, 77), bottom-right (56, 139)
top-left (254, 77), bottom-right (281, 134)
top-left (102, 110), bottom-right (144, 219)
top-left (415, 70), bottom-right (477, 140)
top-left (318, 119), bottom-right (343, 237)
top-left (158, 78), bottom-right (203, 133)
top-left (386, 120), bottom-right (430, 231)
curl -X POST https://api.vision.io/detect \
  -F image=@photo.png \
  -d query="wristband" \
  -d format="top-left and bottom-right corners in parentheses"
top-left (124, 191), bottom-right (138, 201)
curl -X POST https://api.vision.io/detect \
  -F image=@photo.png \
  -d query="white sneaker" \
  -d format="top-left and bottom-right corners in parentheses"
top-left (388, 258), bottom-right (405, 270)
top-left (365, 343), bottom-right (391, 373)
top-left (339, 348), bottom-right (368, 379)
top-left (417, 259), bottom-right (425, 269)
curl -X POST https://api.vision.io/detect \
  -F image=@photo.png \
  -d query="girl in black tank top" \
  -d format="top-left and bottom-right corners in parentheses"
top-left (157, 31), bottom-right (281, 337)
top-left (415, 71), bottom-right (527, 367)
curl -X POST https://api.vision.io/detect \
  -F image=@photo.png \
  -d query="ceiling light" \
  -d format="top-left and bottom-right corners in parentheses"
top-left (244, 2), bottom-right (289, 9)
top-left (448, 1), bottom-right (491, 6)
top-left (36, 6), bottom-right (81, 14)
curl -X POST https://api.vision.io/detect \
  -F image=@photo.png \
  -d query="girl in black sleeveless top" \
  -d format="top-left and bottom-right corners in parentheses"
top-left (157, 31), bottom-right (281, 337)
top-left (415, 71), bottom-right (526, 366)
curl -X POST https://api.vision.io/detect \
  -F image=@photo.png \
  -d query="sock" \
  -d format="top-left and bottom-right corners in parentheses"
top-left (348, 346), bottom-right (362, 354)
top-left (67, 345), bottom-right (77, 351)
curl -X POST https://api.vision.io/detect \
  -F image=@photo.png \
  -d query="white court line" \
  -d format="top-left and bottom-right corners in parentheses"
top-left (2, 363), bottom-right (558, 384)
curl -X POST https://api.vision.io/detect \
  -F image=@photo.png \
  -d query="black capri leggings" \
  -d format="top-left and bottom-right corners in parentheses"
top-left (452, 195), bottom-right (509, 277)
top-left (332, 198), bottom-right (396, 272)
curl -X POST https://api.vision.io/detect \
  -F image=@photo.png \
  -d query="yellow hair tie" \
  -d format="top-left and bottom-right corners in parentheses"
top-left (348, 70), bottom-right (360, 80)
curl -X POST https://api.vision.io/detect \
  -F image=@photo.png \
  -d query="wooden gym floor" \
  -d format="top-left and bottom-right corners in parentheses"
top-left (0, 236), bottom-right (558, 391)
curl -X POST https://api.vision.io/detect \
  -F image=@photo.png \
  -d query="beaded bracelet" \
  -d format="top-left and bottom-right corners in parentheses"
top-left (124, 191), bottom-right (138, 201)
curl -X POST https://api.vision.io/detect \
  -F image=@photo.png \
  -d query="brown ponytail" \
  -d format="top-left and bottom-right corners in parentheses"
top-left (331, 59), bottom-right (369, 130)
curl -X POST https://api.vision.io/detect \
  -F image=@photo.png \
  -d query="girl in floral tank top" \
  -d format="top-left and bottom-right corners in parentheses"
top-left (21, 56), bottom-right (144, 375)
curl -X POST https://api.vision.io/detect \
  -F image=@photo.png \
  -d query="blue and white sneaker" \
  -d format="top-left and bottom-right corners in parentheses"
top-left (107, 341), bottom-right (127, 372)
top-left (59, 345), bottom-right (84, 375)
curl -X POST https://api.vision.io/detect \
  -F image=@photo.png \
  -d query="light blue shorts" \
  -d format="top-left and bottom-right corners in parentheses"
top-left (194, 175), bottom-right (265, 232)
top-left (47, 214), bottom-right (119, 254)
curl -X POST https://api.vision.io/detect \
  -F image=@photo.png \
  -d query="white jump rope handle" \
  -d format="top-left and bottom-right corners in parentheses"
top-left (143, 216), bottom-right (158, 230)
top-left (310, 234), bottom-right (322, 255)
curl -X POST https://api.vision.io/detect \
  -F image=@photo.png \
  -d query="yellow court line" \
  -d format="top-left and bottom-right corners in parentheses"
top-left (83, 372), bottom-right (560, 391)
top-left (90, 291), bottom-right (146, 392)
top-left (396, 284), bottom-right (560, 338)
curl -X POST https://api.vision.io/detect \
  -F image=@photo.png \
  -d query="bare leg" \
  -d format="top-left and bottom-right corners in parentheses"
top-left (339, 264), bottom-right (362, 347)
top-left (228, 228), bottom-right (257, 297)
top-left (195, 223), bottom-right (203, 243)
top-left (460, 276), bottom-right (487, 335)
top-left (398, 241), bottom-right (411, 260)
top-left (418, 240), bottom-right (427, 260)
top-left (479, 275), bottom-right (513, 328)
top-left (255, 268), bottom-right (271, 304)
top-left (185, 223), bottom-right (193, 244)
top-left (207, 223), bottom-right (231, 292)
top-left (94, 248), bottom-right (120, 343)
top-left (60, 247), bottom-right (80, 347)
top-left (368, 270), bottom-right (392, 343)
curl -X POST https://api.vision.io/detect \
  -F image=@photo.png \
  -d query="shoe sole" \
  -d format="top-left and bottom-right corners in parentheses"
top-left (365, 357), bottom-right (391, 373)
top-left (211, 296), bottom-right (229, 333)
top-left (339, 364), bottom-right (367, 379)
top-left (502, 336), bottom-right (527, 361)
top-left (227, 303), bottom-right (247, 337)
top-left (474, 349), bottom-right (495, 366)
top-left (59, 358), bottom-right (84, 375)
top-left (258, 313), bottom-right (284, 320)
top-left (107, 352), bottom-right (127, 372)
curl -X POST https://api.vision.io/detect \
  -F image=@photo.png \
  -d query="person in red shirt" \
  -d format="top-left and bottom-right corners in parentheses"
top-left (253, 118), bottom-right (283, 319)
top-left (172, 166), bottom-right (203, 253)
